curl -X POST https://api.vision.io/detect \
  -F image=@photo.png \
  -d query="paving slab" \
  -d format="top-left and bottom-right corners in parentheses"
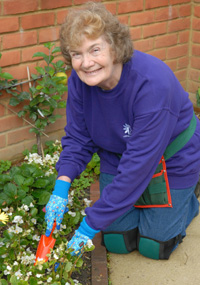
top-left (109, 198), bottom-right (200, 285)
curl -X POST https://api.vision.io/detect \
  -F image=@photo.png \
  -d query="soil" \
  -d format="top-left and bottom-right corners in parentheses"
top-left (72, 252), bottom-right (91, 284)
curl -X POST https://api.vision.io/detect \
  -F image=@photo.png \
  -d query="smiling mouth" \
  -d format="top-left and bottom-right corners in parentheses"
top-left (84, 68), bottom-right (102, 75)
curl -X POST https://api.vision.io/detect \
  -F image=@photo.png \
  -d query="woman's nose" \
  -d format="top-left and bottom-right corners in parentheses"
top-left (81, 53), bottom-right (94, 68)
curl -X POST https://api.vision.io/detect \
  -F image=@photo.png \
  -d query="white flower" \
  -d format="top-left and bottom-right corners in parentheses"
top-left (1, 254), bottom-right (7, 258)
top-left (4, 270), bottom-right (10, 275)
top-left (7, 265), bottom-right (12, 271)
top-left (13, 261), bottom-right (18, 266)
top-left (81, 210), bottom-right (86, 216)
top-left (13, 216), bottom-right (23, 224)
top-left (21, 205), bottom-right (29, 211)
top-left (32, 235), bottom-right (40, 241)
top-left (83, 198), bottom-right (92, 207)
top-left (31, 218), bottom-right (37, 224)
top-left (26, 271), bottom-right (32, 277)
top-left (0, 242), bottom-right (4, 247)
top-left (53, 253), bottom-right (59, 259)
top-left (15, 270), bottom-right (23, 279)
top-left (47, 277), bottom-right (53, 283)
top-left (86, 239), bottom-right (93, 249)
top-left (68, 211), bottom-right (76, 217)
top-left (29, 202), bottom-right (34, 208)
top-left (36, 274), bottom-right (42, 278)
top-left (60, 224), bottom-right (66, 229)
top-left (14, 225), bottom-right (23, 233)
top-left (2, 207), bottom-right (9, 212)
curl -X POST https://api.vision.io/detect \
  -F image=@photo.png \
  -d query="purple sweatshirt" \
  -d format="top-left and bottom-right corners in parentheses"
top-left (56, 50), bottom-right (200, 231)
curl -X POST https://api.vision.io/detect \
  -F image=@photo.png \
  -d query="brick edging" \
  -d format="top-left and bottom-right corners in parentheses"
top-left (90, 181), bottom-right (109, 285)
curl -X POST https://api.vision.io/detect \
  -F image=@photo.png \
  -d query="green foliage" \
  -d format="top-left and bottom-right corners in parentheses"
top-left (196, 77), bottom-right (200, 107)
top-left (0, 160), bottom-right (12, 174)
top-left (0, 53), bottom-right (17, 96)
top-left (0, 141), bottom-right (100, 284)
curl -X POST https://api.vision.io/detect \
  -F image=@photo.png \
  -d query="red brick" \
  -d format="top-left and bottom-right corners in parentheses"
top-left (178, 56), bottom-right (189, 69)
top-left (130, 11), bottom-right (154, 26)
top-left (57, 10), bottom-right (69, 25)
top-left (188, 81), bottom-right (200, 95)
top-left (189, 69), bottom-right (200, 81)
top-left (194, 6), bottom-right (200, 17)
top-left (45, 117), bottom-right (66, 133)
top-left (3, 63), bottom-right (37, 80)
top-left (39, 27), bottom-right (60, 43)
top-left (169, 0), bottom-right (190, 4)
top-left (118, 0), bottom-right (143, 14)
top-left (148, 49), bottom-right (166, 61)
top-left (130, 27), bottom-right (142, 40)
top-left (3, 0), bottom-right (38, 15)
top-left (145, 0), bottom-right (168, 9)
top-left (41, 0), bottom-right (72, 9)
top-left (118, 15), bottom-right (129, 25)
top-left (0, 50), bottom-right (20, 67)
top-left (0, 17), bottom-right (19, 34)
top-left (174, 69), bottom-right (187, 81)
top-left (179, 4), bottom-right (191, 17)
top-left (0, 115), bottom-right (24, 132)
top-left (166, 60), bottom-right (177, 71)
top-left (0, 104), bottom-right (5, 116)
top-left (0, 134), bottom-right (6, 149)
top-left (167, 44), bottom-right (188, 59)
top-left (155, 6), bottom-right (178, 21)
top-left (105, 2), bottom-right (117, 15)
top-left (2, 31), bottom-right (37, 50)
top-left (134, 38), bottom-right (154, 52)
top-left (21, 12), bottom-right (55, 30)
top-left (143, 22), bottom-right (167, 38)
top-left (74, 0), bottom-right (101, 4)
top-left (7, 127), bottom-right (35, 145)
top-left (193, 18), bottom-right (200, 30)
top-left (155, 34), bottom-right (178, 48)
top-left (190, 56), bottom-right (200, 69)
top-left (21, 45), bottom-right (49, 63)
top-left (168, 18), bottom-right (190, 33)
top-left (179, 30), bottom-right (190, 43)
top-left (192, 31), bottom-right (200, 43)
top-left (192, 44), bottom-right (200, 56)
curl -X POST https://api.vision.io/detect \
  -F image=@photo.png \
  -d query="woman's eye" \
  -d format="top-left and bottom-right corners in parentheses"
top-left (70, 52), bottom-right (81, 59)
top-left (91, 47), bottom-right (101, 56)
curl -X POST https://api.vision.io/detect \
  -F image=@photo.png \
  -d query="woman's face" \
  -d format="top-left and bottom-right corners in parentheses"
top-left (69, 36), bottom-right (122, 90)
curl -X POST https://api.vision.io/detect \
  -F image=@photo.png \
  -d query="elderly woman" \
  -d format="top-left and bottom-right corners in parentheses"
top-left (45, 2), bottom-right (200, 260)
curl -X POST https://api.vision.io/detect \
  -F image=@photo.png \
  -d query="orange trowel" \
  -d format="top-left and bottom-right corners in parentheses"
top-left (34, 221), bottom-right (56, 265)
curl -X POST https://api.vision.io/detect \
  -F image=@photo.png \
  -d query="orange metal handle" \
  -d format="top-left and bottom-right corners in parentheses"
top-left (48, 221), bottom-right (56, 239)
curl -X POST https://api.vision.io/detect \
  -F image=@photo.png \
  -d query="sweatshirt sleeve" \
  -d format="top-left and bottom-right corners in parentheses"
top-left (56, 74), bottom-right (99, 180)
top-left (85, 109), bottom-right (179, 231)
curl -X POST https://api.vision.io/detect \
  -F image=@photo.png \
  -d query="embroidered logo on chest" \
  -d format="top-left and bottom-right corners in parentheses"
top-left (123, 124), bottom-right (132, 137)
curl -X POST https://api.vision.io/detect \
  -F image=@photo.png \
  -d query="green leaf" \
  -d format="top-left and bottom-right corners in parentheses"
top-left (33, 178), bottom-right (49, 188)
top-left (17, 189), bottom-right (26, 200)
top-left (3, 229), bottom-right (14, 240)
top-left (13, 174), bottom-right (25, 186)
top-left (35, 66), bottom-right (45, 75)
top-left (57, 101), bottom-right (66, 108)
top-left (23, 177), bottom-right (34, 186)
top-left (0, 192), bottom-right (12, 206)
top-left (55, 60), bottom-right (65, 68)
top-left (9, 97), bottom-right (20, 106)
top-left (32, 52), bottom-right (48, 58)
top-left (76, 258), bottom-right (83, 267)
top-left (0, 72), bottom-right (13, 79)
top-left (4, 183), bottom-right (17, 198)
top-left (21, 195), bottom-right (34, 205)
top-left (10, 275), bottom-right (19, 285)
top-left (52, 46), bottom-right (61, 54)
top-left (64, 261), bottom-right (73, 272)
top-left (0, 279), bottom-right (8, 285)
top-left (30, 207), bottom-right (38, 216)
top-left (29, 277), bottom-right (38, 285)
top-left (38, 191), bottom-right (51, 205)
top-left (0, 174), bottom-right (12, 184)
top-left (19, 91), bottom-right (31, 100)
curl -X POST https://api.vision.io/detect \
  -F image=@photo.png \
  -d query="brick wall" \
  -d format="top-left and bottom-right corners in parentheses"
top-left (0, 0), bottom-right (200, 162)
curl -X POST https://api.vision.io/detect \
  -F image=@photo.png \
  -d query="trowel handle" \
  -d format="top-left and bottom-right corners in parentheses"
top-left (48, 221), bottom-right (56, 239)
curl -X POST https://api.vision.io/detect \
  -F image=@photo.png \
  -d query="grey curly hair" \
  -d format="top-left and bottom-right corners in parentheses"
top-left (59, 2), bottom-right (133, 67)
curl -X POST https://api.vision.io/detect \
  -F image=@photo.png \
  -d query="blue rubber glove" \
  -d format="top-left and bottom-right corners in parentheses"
top-left (45, 180), bottom-right (71, 236)
top-left (67, 217), bottom-right (100, 256)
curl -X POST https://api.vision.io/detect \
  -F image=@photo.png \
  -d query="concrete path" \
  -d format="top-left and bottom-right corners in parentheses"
top-left (109, 198), bottom-right (200, 285)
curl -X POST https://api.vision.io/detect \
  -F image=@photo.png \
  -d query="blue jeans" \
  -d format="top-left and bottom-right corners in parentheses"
top-left (100, 173), bottom-right (199, 242)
